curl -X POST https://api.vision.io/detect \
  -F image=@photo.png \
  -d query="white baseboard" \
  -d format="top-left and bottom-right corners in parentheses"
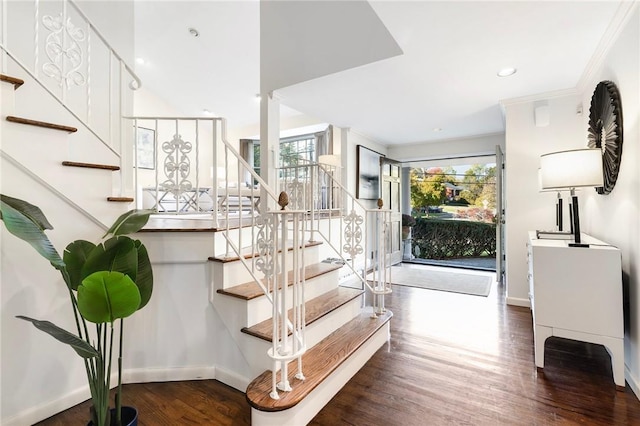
top-left (506, 296), bottom-right (531, 308)
top-left (2, 384), bottom-right (92, 426)
top-left (3, 365), bottom-right (233, 425)
top-left (625, 364), bottom-right (640, 400)
top-left (214, 365), bottom-right (251, 392)
top-left (123, 365), bottom-right (216, 384)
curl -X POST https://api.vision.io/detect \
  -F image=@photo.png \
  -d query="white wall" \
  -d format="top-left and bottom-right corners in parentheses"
top-left (502, 91), bottom-right (583, 306)
top-left (341, 129), bottom-right (388, 209)
top-left (1, 161), bottom-right (116, 424)
top-left (578, 6), bottom-right (640, 396)
top-left (76, 0), bottom-right (135, 64)
top-left (503, 4), bottom-right (640, 396)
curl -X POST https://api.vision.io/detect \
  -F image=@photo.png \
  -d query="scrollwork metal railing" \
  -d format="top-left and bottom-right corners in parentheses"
top-left (278, 161), bottom-right (393, 316)
top-left (0, 0), bottom-right (141, 155)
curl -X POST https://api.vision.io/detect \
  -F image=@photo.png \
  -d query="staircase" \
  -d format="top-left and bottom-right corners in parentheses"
top-left (198, 139), bottom-right (394, 423)
top-left (1, 1), bottom-right (394, 424)
top-left (208, 228), bottom-right (392, 424)
top-left (1, 70), bottom-right (134, 227)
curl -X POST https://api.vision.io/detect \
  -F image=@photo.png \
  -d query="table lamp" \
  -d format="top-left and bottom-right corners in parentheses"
top-left (538, 168), bottom-right (569, 232)
top-left (540, 148), bottom-right (603, 247)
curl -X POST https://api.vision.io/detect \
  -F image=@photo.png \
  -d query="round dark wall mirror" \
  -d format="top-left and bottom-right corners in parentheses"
top-left (587, 80), bottom-right (623, 195)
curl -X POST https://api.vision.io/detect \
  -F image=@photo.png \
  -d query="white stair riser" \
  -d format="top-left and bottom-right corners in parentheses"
top-left (251, 321), bottom-right (391, 426)
top-left (1, 80), bottom-right (17, 115)
top-left (213, 226), bottom-right (267, 258)
top-left (211, 244), bottom-right (321, 291)
top-left (211, 268), bottom-right (340, 327)
top-left (217, 293), bottom-right (364, 378)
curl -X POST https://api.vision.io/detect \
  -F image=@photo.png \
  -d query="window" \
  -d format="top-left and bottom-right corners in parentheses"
top-left (245, 125), bottom-right (332, 180)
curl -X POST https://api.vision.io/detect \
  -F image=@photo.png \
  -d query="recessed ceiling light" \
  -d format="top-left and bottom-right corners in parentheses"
top-left (254, 94), bottom-right (261, 102)
top-left (136, 57), bottom-right (145, 65)
top-left (433, 127), bottom-right (443, 132)
top-left (188, 27), bottom-right (200, 37)
top-left (202, 109), bottom-right (213, 116)
top-left (497, 67), bottom-right (517, 77)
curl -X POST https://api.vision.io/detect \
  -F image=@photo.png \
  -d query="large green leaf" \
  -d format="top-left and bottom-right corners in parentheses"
top-left (1, 195), bottom-right (53, 230)
top-left (77, 271), bottom-right (141, 323)
top-left (64, 240), bottom-right (96, 291)
top-left (0, 197), bottom-right (64, 270)
top-left (134, 240), bottom-right (153, 309)
top-left (82, 237), bottom-right (138, 282)
top-left (16, 315), bottom-right (99, 358)
top-left (103, 209), bottom-right (153, 238)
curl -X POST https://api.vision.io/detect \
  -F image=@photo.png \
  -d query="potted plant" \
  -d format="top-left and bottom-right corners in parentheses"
top-left (402, 213), bottom-right (416, 240)
top-left (0, 194), bottom-right (153, 426)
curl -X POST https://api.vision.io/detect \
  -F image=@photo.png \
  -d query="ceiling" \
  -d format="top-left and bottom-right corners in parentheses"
top-left (134, 1), bottom-right (623, 149)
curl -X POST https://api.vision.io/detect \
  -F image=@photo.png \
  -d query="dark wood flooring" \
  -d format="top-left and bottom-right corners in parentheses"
top-left (36, 269), bottom-right (640, 425)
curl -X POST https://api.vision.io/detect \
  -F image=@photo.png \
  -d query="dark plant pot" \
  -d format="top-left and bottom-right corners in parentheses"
top-left (88, 406), bottom-right (138, 426)
top-left (402, 226), bottom-right (411, 240)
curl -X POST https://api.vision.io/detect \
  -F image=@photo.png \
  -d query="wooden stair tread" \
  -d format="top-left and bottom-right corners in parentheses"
top-left (246, 310), bottom-right (393, 412)
top-left (241, 287), bottom-right (364, 341)
top-left (6, 115), bottom-right (77, 132)
top-left (209, 240), bottom-right (322, 263)
top-left (217, 262), bottom-right (342, 301)
top-left (62, 161), bottom-right (120, 171)
top-left (107, 197), bottom-right (134, 202)
top-left (0, 74), bottom-right (25, 89)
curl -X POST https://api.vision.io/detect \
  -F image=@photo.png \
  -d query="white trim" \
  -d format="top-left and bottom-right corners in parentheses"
top-left (215, 365), bottom-right (252, 392)
top-left (3, 365), bottom-right (238, 425)
top-left (625, 364), bottom-right (640, 401)
top-left (576, 1), bottom-right (639, 94)
top-left (1, 384), bottom-right (92, 426)
top-left (0, 150), bottom-right (108, 230)
top-left (123, 366), bottom-right (216, 384)
top-left (345, 127), bottom-right (389, 148)
top-left (506, 296), bottom-right (530, 308)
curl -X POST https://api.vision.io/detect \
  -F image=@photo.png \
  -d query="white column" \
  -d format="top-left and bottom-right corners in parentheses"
top-left (260, 92), bottom-right (280, 210)
top-left (401, 166), bottom-right (411, 215)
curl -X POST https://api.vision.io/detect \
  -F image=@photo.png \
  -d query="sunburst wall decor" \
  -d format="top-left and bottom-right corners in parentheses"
top-left (587, 80), bottom-right (623, 195)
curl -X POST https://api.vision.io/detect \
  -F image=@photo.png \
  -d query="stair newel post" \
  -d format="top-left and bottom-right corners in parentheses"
top-left (266, 207), bottom-right (280, 400)
top-left (309, 162), bottom-right (317, 243)
top-left (293, 210), bottom-right (306, 381)
top-left (277, 192), bottom-right (292, 393)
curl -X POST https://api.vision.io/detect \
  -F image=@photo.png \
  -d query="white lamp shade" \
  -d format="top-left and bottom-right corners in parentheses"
top-left (318, 154), bottom-right (341, 167)
top-left (540, 148), bottom-right (604, 190)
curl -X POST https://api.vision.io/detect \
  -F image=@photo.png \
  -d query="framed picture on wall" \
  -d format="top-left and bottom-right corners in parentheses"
top-left (135, 127), bottom-right (155, 170)
top-left (356, 145), bottom-right (382, 199)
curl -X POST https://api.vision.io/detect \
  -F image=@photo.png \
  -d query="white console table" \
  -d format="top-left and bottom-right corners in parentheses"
top-left (527, 231), bottom-right (624, 389)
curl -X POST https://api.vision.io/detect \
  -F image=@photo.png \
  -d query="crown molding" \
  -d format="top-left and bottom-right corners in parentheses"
top-left (577, 1), bottom-right (639, 94)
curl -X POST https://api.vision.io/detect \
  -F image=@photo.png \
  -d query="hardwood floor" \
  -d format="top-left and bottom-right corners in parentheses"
top-left (36, 268), bottom-right (640, 425)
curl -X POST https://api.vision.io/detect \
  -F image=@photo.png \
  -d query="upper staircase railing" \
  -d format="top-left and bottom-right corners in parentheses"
top-left (0, 0), bottom-right (141, 157)
top-left (1, 0), bottom-right (141, 201)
